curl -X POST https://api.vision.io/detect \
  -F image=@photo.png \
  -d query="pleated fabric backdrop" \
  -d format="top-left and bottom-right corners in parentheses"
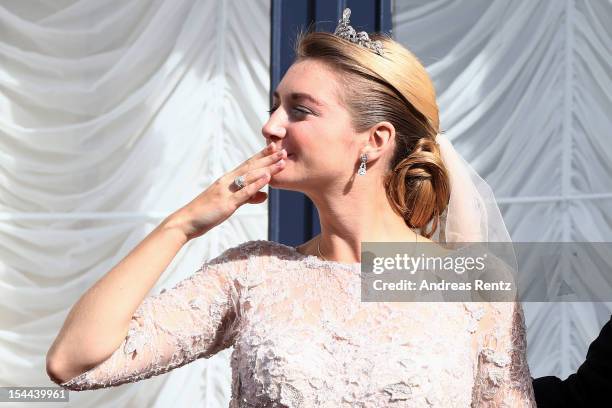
top-left (2, 0), bottom-right (612, 406)
top-left (393, 0), bottom-right (612, 380)
top-left (0, 0), bottom-right (270, 406)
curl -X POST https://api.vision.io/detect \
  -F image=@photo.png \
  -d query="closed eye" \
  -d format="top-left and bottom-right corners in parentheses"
top-left (267, 105), bottom-right (312, 117)
top-left (292, 106), bottom-right (311, 115)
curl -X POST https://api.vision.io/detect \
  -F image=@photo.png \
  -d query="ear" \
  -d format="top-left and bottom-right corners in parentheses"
top-left (362, 121), bottom-right (395, 161)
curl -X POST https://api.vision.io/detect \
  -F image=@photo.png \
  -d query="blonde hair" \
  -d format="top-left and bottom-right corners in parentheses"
top-left (294, 31), bottom-right (450, 238)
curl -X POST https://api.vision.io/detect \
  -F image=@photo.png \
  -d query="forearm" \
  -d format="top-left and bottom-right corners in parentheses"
top-left (46, 215), bottom-right (191, 381)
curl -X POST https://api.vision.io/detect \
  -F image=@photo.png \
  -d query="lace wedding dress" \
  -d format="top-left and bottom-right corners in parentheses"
top-left (53, 239), bottom-right (536, 407)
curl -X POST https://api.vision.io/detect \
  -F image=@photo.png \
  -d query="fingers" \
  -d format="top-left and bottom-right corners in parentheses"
top-left (231, 158), bottom-right (286, 205)
top-left (228, 144), bottom-right (274, 174)
top-left (228, 160), bottom-right (279, 193)
top-left (235, 172), bottom-right (270, 203)
top-left (259, 147), bottom-right (288, 167)
top-left (246, 191), bottom-right (268, 204)
top-left (229, 144), bottom-right (286, 178)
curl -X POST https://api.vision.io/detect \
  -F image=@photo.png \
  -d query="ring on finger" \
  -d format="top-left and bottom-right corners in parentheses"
top-left (233, 175), bottom-right (246, 189)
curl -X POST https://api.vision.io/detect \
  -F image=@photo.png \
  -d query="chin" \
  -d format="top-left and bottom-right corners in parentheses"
top-left (269, 174), bottom-right (287, 189)
top-left (269, 173), bottom-right (304, 193)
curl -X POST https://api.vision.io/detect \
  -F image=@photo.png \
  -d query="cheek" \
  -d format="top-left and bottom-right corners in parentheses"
top-left (287, 125), bottom-right (318, 154)
top-left (288, 123), bottom-right (353, 164)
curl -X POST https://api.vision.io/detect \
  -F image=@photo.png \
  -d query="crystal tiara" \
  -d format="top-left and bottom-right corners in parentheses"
top-left (333, 8), bottom-right (384, 56)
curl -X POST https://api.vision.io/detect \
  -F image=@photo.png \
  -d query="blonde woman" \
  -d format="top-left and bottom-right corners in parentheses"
top-left (47, 9), bottom-right (536, 407)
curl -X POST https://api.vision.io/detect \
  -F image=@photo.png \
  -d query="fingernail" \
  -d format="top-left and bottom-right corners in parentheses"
top-left (277, 159), bottom-right (285, 166)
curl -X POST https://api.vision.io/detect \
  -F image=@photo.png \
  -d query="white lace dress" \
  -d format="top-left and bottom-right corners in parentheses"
top-left (53, 239), bottom-right (536, 407)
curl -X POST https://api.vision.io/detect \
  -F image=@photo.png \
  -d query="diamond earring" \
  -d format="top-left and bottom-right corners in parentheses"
top-left (358, 153), bottom-right (368, 176)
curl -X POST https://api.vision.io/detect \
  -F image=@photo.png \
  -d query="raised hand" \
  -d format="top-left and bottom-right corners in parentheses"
top-left (170, 144), bottom-right (287, 241)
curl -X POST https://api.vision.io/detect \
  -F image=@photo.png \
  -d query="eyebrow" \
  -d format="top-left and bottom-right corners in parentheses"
top-left (272, 91), bottom-right (325, 107)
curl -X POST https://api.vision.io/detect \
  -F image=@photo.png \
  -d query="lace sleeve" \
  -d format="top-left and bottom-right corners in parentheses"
top-left (54, 243), bottom-right (250, 391)
top-left (471, 301), bottom-right (536, 407)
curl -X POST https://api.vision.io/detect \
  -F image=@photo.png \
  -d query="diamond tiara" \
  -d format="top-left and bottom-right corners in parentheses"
top-left (333, 8), bottom-right (384, 56)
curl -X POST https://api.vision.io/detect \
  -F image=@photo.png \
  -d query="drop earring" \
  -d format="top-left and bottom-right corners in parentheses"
top-left (358, 153), bottom-right (368, 176)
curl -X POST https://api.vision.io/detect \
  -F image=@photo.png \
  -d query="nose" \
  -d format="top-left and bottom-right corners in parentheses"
top-left (261, 113), bottom-right (286, 148)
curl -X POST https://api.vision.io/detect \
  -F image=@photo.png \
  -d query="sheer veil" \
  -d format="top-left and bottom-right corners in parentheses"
top-left (431, 132), bottom-right (513, 244)
top-left (429, 132), bottom-right (519, 286)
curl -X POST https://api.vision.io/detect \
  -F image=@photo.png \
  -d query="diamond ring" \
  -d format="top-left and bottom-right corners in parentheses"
top-left (233, 175), bottom-right (246, 189)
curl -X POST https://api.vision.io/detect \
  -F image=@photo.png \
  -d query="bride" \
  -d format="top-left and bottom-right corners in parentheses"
top-left (46, 8), bottom-right (536, 407)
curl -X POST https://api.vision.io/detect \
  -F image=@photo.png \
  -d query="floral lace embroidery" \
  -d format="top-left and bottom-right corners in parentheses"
top-left (54, 240), bottom-right (536, 407)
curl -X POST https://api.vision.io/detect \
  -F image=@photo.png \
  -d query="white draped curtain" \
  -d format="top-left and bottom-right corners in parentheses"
top-left (3, 0), bottom-right (612, 405)
top-left (393, 0), bottom-right (612, 379)
top-left (0, 0), bottom-right (270, 406)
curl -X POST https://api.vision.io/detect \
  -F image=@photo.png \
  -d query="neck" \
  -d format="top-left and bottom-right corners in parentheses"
top-left (304, 175), bottom-right (418, 263)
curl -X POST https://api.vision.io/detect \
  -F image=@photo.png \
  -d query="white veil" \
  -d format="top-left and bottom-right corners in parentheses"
top-left (427, 132), bottom-right (519, 302)
top-left (430, 132), bottom-right (513, 245)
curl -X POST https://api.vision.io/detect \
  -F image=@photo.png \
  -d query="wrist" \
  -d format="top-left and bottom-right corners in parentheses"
top-left (160, 213), bottom-right (192, 245)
